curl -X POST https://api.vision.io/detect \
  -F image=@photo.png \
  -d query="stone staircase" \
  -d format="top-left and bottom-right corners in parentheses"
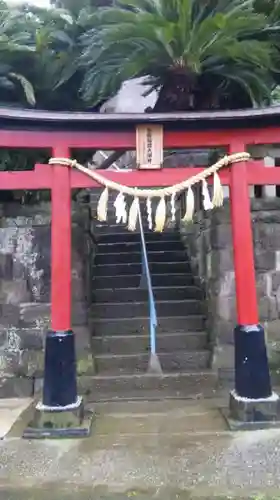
top-left (88, 191), bottom-right (217, 401)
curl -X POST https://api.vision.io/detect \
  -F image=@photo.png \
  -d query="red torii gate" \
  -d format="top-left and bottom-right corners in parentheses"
top-left (1, 107), bottom-right (280, 431)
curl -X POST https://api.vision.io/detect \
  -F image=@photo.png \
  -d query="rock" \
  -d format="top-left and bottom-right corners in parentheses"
top-left (0, 201), bottom-right (95, 396)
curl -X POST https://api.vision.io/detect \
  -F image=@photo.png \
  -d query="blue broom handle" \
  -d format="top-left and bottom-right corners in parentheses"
top-left (138, 204), bottom-right (158, 355)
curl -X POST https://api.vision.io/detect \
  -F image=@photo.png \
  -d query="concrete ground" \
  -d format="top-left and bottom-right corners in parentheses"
top-left (1, 397), bottom-right (280, 499)
top-left (0, 398), bottom-right (32, 438)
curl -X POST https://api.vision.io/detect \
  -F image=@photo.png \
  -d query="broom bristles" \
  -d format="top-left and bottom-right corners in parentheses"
top-left (147, 353), bottom-right (163, 375)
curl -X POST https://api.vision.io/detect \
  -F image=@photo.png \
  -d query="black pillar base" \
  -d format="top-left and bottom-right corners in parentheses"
top-left (23, 397), bottom-right (94, 439)
top-left (221, 324), bottom-right (280, 431)
top-left (23, 330), bottom-right (93, 439)
top-left (222, 391), bottom-right (280, 431)
top-left (234, 324), bottom-right (272, 399)
top-left (43, 330), bottom-right (78, 407)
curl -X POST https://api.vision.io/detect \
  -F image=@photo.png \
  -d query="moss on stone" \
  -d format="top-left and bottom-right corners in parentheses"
top-left (76, 352), bottom-right (96, 375)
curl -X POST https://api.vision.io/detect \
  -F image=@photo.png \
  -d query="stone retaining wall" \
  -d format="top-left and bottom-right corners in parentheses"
top-left (180, 199), bottom-right (280, 387)
top-left (0, 201), bottom-right (96, 398)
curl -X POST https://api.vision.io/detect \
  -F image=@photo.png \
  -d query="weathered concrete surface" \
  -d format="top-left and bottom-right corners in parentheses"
top-left (0, 399), bottom-right (280, 498)
top-left (0, 398), bottom-right (31, 438)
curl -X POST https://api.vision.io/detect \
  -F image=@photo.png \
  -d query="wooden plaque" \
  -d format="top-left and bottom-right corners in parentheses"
top-left (136, 124), bottom-right (163, 169)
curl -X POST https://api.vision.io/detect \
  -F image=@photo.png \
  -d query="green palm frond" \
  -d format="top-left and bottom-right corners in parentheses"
top-left (0, 1), bottom-right (37, 105)
top-left (79, 0), bottom-right (278, 109)
top-left (8, 73), bottom-right (36, 106)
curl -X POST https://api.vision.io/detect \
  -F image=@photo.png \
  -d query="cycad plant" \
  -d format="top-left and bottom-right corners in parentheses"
top-left (25, 4), bottom-right (81, 110)
top-left (19, 3), bottom-right (98, 110)
top-left (79, 0), bottom-right (279, 111)
top-left (0, 1), bottom-right (36, 105)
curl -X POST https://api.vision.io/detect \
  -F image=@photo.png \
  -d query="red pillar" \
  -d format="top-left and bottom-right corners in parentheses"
top-left (228, 140), bottom-right (272, 402)
top-left (42, 146), bottom-right (78, 410)
top-left (51, 146), bottom-right (72, 330)
top-left (229, 140), bottom-right (258, 324)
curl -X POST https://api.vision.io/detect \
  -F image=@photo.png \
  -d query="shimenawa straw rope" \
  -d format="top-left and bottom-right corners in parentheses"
top-left (49, 152), bottom-right (250, 232)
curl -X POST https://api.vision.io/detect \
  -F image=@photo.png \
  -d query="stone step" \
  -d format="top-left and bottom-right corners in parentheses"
top-left (93, 217), bottom-right (178, 230)
top-left (92, 214), bottom-right (180, 227)
top-left (95, 250), bottom-right (189, 265)
top-left (93, 411), bottom-right (225, 434)
top-left (93, 215), bottom-right (180, 227)
top-left (94, 224), bottom-right (132, 236)
top-left (94, 398), bottom-right (227, 415)
top-left (93, 285), bottom-right (203, 303)
top-left (92, 332), bottom-right (208, 354)
top-left (93, 208), bottom-right (171, 221)
top-left (97, 231), bottom-right (181, 244)
top-left (94, 222), bottom-right (180, 234)
top-left (94, 261), bottom-right (191, 277)
top-left (93, 273), bottom-right (195, 289)
top-left (94, 222), bottom-right (178, 234)
top-left (91, 201), bottom-right (171, 212)
top-left (95, 351), bottom-right (211, 374)
top-left (91, 300), bottom-right (203, 319)
top-left (76, 371), bottom-right (218, 401)
top-left (97, 239), bottom-right (184, 254)
top-left (92, 315), bottom-right (205, 336)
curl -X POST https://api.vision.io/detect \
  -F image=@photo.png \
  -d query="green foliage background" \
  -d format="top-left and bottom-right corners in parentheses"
top-left (1, 0), bottom-right (280, 198)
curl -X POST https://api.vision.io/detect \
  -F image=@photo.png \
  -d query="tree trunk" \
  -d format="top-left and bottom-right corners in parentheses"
top-left (150, 66), bottom-right (255, 112)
